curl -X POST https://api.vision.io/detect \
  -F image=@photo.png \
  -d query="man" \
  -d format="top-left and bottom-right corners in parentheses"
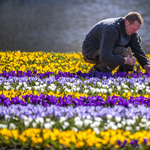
top-left (82, 12), bottom-right (150, 73)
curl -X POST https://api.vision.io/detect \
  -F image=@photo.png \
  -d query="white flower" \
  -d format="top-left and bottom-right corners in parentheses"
top-left (139, 123), bottom-right (145, 128)
top-left (43, 83), bottom-right (47, 88)
top-left (27, 86), bottom-right (32, 90)
top-left (32, 122), bottom-right (37, 128)
top-left (28, 117), bottom-right (33, 123)
top-left (18, 82), bottom-right (22, 86)
top-left (75, 120), bottom-right (83, 128)
top-left (46, 118), bottom-right (51, 122)
top-left (44, 123), bottom-right (52, 129)
top-left (4, 82), bottom-right (10, 86)
top-left (94, 117), bottom-right (102, 122)
top-left (0, 124), bottom-right (7, 128)
top-left (51, 121), bottom-right (55, 126)
top-left (64, 121), bottom-right (69, 128)
top-left (5, 115), bottom-right (10, 121)
top-left (35, 117), bottom-right (44, 125)
top-left (34, 86), bottom-right (40, 90)
top-left (41, 88), bottom-right (45, 92)
top-left (145, 121), bottom-right (150, 128)
top-left (72, 127), bottom-right (78, 132)
top-left (9, 123), bottom-right (16, 129)
top-left (84, 89), bottom-right (89, 93)
top-left (74, 116), bottom-right (81, 122)
top-left (24, 120), bottom-right (30, 127)
top-left (76, 87), bottom-right (80, 92)
top-left (93, 127), bottom-right (100, 134)
top-left (103, 89), bottom-right (107, 93)
top-left (63, 121), bottom-right (70, 129)
top-left (108, 88), bottom-right (113, 94)
top-left (86, 115), bottom-right (91, 120)
top-left (102, 84), bottom-right (108, 88)
top-left (121, 120), bottom-right (126, 125)
top-left (4, 86), bottom-right (11, 90)
top-left (136, 126), bottom-right (140, 131)
top-left (97, 82), bottom-right (102, 87)
top-left (124, 89), bottom-right (129, 93)
top-left (95, 88), bottom-right (100, 93)
top-left (107, 114), bottom-right (112, 120)
top-left (112, 125), bottom-right (117, 130)
top-left (115, 117), bottom-right (121, 122)
top-left (104, 126), bottom-right (108, 130)
top-left (84, 119), bottom-right (92, 127)
top-left (117, 123), bottom-right (122, 128)
top-left (125, 126), bottom-right (132, 131)
top-left (16, 85), bottom-right (20, 90)
top-left (117, 86), bottom-right (121, 91)
top-left (59, 116), bottom-right (67, 123)
top-left (107, 121), bottom-right (115, 129)
top-left (35, 82), bottom-right (40, 85)
top-left (141, 118), bottom-right (147, 123)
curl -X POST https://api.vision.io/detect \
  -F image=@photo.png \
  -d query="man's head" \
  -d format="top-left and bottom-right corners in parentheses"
top-left (124, 12), bottom-right (143, 35)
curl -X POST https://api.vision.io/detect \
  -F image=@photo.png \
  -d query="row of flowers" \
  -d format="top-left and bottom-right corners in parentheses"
top-left (0, 51), bottom-right (150, 149)
top-left (1, 127), bottom-right (150, 150)
top-left (1, 94), bottom-right (150, 107)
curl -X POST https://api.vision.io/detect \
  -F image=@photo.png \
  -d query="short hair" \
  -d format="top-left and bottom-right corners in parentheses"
top-left (125, 12), bottom-right (144, 25)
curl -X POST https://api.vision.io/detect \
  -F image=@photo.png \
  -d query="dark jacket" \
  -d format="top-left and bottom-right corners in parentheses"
top-left (82, 17), bottom-right (149, 68)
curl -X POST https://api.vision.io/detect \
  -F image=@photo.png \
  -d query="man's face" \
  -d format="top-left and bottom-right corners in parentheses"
top-left (125, 20), bottom-right (141, 35)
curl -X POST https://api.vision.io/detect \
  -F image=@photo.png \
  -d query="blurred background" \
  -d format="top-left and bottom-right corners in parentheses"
top-left (0, 0), bottom-right (150, 53)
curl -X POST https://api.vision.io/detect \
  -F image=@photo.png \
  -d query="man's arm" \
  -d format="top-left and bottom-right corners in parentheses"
top-left (129, 33), bottom-right (150, 72)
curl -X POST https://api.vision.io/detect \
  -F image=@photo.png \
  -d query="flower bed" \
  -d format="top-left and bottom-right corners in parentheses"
top-left (0, 51), bottom-right (150, 150)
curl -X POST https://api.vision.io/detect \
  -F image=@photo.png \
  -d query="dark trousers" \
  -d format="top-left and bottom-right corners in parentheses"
top-left (83, 46), bottom-right (134, 72)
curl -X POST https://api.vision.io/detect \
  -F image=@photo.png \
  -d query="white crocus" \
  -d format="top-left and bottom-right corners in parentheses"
top-left (141, 118), bottom-right (148, 123)
top-left (44, 123), bottom-right (52, 129)
top-left (5, 115), bottom-right (10, 121)
top-left (16, 85), bottom-right (20, 90)
top-left (4, 82), bottom-right (10, 86)
top-left (32, 122), bottom-right (37, 128)
top-left (63, 121), bottom-right (70, 129)
top-left (108, 88), bottom-right (113, 94)
top-left (84, 119), bottom-right (92, 127)
top-left (46, 118), bottom-right (51, 122)
top-left (74, 116), bottom-right (81, 122)
top-left (94, 117), bottom-right (102, 122)
top-left (107, 114), bottom-right (113, 120)
top-left (4, 86), bottom-right (11, 90)
top-left (117, 86), bottom-right (121, 91)
top-left (9, 123), bottom-right (16, 129)
top-left (121, 120), bottom-right (126, 125)
top-left (136, 126), bottom-right (140, 131)
top-left (125, 126), bottom-right (132, 131)
top-left (35, 82), bottom-right (40, 85)
top-left (59, 116), bottom-right (67, 123)
top-left (75, 120), bottom-right (83, 128)
top-left (0, 124), bottom-right (7, 128)
top-left (84, 89), bottom-right (89, 93)
top-left (112, 125), bottom-right (117, 130)
top-left (117, 123), bottom-right (122, 128)
top-left (51, 121), bottom-right (55, 126)
top-left (18, 82), bottom-right (22, 86)
top-left (124, 89), bottom-right (129, 93)
top-left (35, 117), bottom-right (44, 126)
top-left (76, 87), bottom-right (80, 92)
top-left (24, 120), bottom-right (30, 127)
top-left (93, 127), bottom-right (100, 134)
top-left (72, 127), bottom-right (78, 132)
top-left (115, 117), bottom-right (121, 122)
top-left (97, 82), bottom-right (102, 87)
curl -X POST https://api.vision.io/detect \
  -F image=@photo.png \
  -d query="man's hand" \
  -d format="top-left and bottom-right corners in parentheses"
top-left (124, 55), bottom-right (136, 66)
top-left (144, 64), bottom-right (150, 73)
